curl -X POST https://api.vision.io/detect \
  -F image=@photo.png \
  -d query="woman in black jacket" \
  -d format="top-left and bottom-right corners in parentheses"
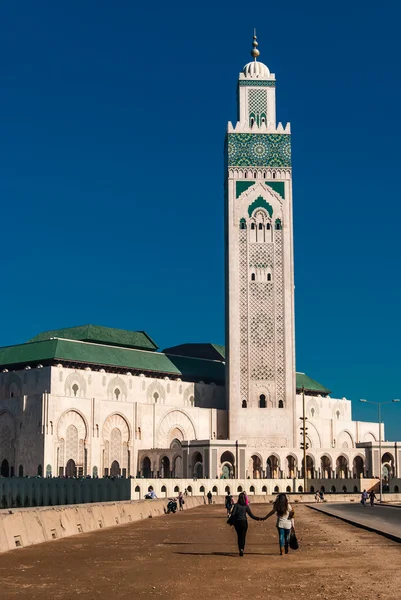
top-left (230, 492), bottom-right (264, 556)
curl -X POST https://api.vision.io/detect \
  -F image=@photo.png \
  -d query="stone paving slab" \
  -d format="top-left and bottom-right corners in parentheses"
top-left (308, 502), bottom-right (401, 542)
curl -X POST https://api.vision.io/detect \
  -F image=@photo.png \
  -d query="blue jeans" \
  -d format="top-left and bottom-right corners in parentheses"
top-left (278, 527), bottom-right (291, 548)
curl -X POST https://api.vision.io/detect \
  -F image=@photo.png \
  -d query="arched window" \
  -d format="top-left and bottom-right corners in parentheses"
top-left (114, 388), bottom-right (120, 401)
top-left (253, 172), bottom-right (257, 178)
top-left (311, 408), bottom-right (315, 417)
top-left (263, 172), bottom-right (266, 178)
top-left (267, 273), bottom-right (272, 281)
top-left (259, 394), bottom-right (266, 408)
top-left (251, 273), bottom-right (256, 281)
top-left (242, 399), bottom-right (247, 408)
top-left (258, 223), bottom-right (263, 230)
top-left (272, 172), bottom-right (276, 179)
top-left (278, 400), bottom-right (283, 408)
top-left (240, 220), bottom-right (246, 230)
top-left (275, 220), bottom-right (282, 230)
top-left (336, 410), bottom-right (340, 420)
top-left (251, 223), bottom-right (255, 230)
top-left (250, 117), bottom-right (254, 126)
top-left (266, 223), bottom-right (271, 229)
top-left (72, 383), bottom-right (79, 397)
top-left (244, 172), bottom-right (247, 179)
top-left (153, 392), bottom-right (159, 403)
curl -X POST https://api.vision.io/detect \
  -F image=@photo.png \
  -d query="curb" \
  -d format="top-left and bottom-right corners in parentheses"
top-left (307, 504), bottom-right (401, 544)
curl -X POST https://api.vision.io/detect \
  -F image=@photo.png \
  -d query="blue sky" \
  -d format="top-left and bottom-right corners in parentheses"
top-left (1, 1), bottom-right (400, 439)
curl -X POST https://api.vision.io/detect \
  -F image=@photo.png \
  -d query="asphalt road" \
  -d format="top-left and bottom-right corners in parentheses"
top-left (309, 502), bottom-right (401, 541)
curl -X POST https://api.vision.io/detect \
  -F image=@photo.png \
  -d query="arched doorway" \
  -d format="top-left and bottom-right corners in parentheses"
top-left (336, 455), bottom-right (348, 479)
top-left (286, 455), bottom-right (297, 478)
top-left (220, 451), bottom-right (235, 478)
top-left (321, 455), bottom-right (332, 479)
top-left (382, 452), bottom-right (395, 480)
top-left (160, 456), bottom-right (171, 478)
top-left (251, 455), bottom-right (263, 478)
top-left (353, 456), bottom-right (364, 477)
top-left (172, 455), bottom-right (182, 477)
top-left (141, 456), bottom-right (151, 478)
top-left (191, 452), bottom-right (203, 478)
top-left (66, 459), bottom-right (76, 478)
top-left (266, 455), bottom-right (279, 478)
top-left (110, 460), bottom-right (120, 477)
top-left (302, 456), bottom-right (314, 479)
top-left (1, 459), bottom-right (9, 477)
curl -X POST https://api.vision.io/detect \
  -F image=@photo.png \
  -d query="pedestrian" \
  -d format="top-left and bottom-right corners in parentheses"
top-left (228, 492), bottom-right (264, 557)
top-left (315, 491), bottom-right (320, 503)
top-left (225, 491), bottom-right (233, 516)
top-left (244, 492), bottom-right (250, 506)
top-left (361, 489), bottom-right (368, 506)
top-left (369, 490), bottom-right (376, 507)
top-left (184, 488), bottom-right (188, 496)
top-left (178, 491), bottom-right (185, 511)
top-left (319, 490), bottom-right (325, 502)
top-left (264, 493), bottom-right (295, 555)
top-left (207, 490), bottom-right (213, 505)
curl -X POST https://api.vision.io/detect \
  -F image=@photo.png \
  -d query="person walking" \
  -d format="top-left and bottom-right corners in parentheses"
top-left (178, 491), bottom-right (185, 511)
top-left (207, 490), bottom-right (213, 505)
top-left (361, 489), bottom-right (368, 506)
top-left (229, 492), bottom-right (264, 557)
top-left (369, 490), bottom-right (376, 506)
top-left (225, 491), bottom-right (233, 516)
top-left (264, 493), bottom-right (295, 555)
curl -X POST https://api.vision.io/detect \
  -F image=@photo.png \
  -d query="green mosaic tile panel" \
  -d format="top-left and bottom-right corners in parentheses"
top-left (227, 134), bottom-right (291, 167)
top-left (248, 196), bottom-right (273, 217)
top-left (236, 181), bottom-right (255, 198)
top-left (239, 80), bottom-right (276, 87)
top-left (265, 181), bottom-right (285, 199)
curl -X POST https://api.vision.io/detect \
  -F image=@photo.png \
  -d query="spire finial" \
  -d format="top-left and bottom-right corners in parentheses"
top-left (251, 29), bottom-right (260, 61)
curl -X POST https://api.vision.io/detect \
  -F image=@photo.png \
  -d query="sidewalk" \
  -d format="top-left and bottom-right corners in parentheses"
top-left (308, 503), bottom-right (401, 542)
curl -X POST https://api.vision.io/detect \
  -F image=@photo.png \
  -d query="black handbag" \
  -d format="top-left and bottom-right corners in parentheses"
top-left (289, 528), bottom-right (299, 550)
top-left (227, 505), bottom-right (237, 526)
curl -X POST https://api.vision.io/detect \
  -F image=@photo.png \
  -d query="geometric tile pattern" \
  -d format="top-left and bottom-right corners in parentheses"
top-left (274, 228), bottom-right (285, 405)
top-left (227, 134), bottom-right (291, 167)
top-left (239, 80), bottom-right (276, 87)
top-left (239, 229), bottom-right (249, 404)
top-left (249, 89), bottom-right (267, 124)
top-left (249, 243), bottom-right (275, 382)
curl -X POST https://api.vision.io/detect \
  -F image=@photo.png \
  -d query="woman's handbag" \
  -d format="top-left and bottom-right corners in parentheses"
top-left (227, 505), bottom-right (237, 526)
top-left (289, 527), bottom-right (299, 550)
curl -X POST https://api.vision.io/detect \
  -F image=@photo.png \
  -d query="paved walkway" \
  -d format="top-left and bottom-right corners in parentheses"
top-left (309, 502), bottom-right (401, 541)
top-left (1, 504), bottom-right (401, 600)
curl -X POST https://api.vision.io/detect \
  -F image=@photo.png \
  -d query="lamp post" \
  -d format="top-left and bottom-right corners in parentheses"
top-left (360, 398), bottom-right (400, 503)
top-left (300, 386), bottom-right (308, 493)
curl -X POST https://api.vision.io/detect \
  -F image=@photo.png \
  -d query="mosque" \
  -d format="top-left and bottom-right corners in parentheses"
top-left (0, 36), bottom-right (399, 488)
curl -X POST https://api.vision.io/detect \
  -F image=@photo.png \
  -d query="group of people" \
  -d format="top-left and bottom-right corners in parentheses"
top-left (314, 490), bottom-right (325, 503)
top-left (226, 492), bottom-right (296, 557)
top-left (361, 489), bottom-right (376, 506)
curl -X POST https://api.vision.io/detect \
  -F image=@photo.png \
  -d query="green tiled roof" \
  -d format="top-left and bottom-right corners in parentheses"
top-left (0, 339), bottom-right (225, 384)
top-left (29, 325), bottom-right (158, 351)
top-left (296, 372), bottom-right (331, 395)
top-left (163, 343), bottom-right (225, 362)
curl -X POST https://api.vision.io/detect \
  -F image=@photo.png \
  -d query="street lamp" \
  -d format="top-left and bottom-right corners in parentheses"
top-left (359, 398), bottom-right (400, 503)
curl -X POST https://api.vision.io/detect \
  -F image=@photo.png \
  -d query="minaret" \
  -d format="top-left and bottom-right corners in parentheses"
top-left (225, 34), bottom-right (296, 448)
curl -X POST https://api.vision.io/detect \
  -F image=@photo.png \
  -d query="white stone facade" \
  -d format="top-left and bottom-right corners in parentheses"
top-left (0, 37), bottom-right (397, 486)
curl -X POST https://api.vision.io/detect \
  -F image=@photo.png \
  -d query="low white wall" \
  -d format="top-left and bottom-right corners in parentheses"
top-left (1, 476), bottom-right (400, 510)
top-left (130, 477), bottom-right (376, 499)
top-left (0, 495), bottom-right (206, 554)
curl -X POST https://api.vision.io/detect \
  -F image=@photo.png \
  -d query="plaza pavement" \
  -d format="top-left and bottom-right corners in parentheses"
top-left (0, 504), bottom-right (400, 600)
top-left (308, 502), bottom-right (401, 542)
